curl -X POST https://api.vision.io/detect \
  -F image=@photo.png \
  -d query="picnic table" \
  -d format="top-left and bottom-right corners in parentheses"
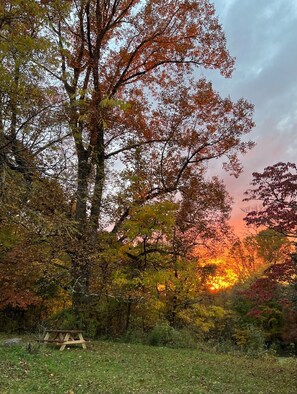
top-left (40, 329), bottom-right (87, 351)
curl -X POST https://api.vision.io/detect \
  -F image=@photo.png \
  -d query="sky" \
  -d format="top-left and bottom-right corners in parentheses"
top-left (208, 0), bottom-right (297, 236)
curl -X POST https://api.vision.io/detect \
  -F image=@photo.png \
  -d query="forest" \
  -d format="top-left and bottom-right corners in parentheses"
top-left (0, 0), bottom-right (296, 356)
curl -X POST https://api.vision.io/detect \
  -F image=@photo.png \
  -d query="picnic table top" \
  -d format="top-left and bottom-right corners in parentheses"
top-left (45, 329), bottom-right (84, 334)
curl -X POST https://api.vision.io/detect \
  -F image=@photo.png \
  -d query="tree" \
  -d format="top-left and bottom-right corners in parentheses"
top-left (0, 1), bottom-right (255, 327)
top-left (0, 174), bottom-right (75, 330)
top-left (38, 0), bottom-right (255, 303)
top-left (241, 163), bottom-right (297, 346)
top-left (246, 229), bottom-right (292, 265)
top-left (115, 178), bottom-right (232, 328)
top-left (83, 178), bottom-right (232, 334)
top-left (244, 162), bottom-right (297, 237)
top-left (227, 230), bottom-right (291, 280)
top-left (235, 256), bottom-right (297, 345)
top-left (0, 1), bottom-right (68, 183)
top-left (0, 2), bottom-right (77, 328)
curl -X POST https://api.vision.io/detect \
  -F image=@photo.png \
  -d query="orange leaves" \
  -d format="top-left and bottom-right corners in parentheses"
top-left (0, 245), bottom-right (43, 310)
top-left (78, 0), bottom-right (236, 91)
top-left (0, 286), bottom-right (41, 310)
top-left (244, 163), bottom-right (297, 236)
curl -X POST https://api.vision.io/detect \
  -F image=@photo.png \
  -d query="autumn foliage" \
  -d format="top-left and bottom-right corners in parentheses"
top-left (235, 255), bottom-right (297, 344)
top-left (244, 162), bottom-right (297, 236)
top-left (3, 1), bottom-right (296, 353)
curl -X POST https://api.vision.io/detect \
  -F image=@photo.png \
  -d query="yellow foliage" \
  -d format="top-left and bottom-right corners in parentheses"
top-left (177, 304), bottom-right (232, 333)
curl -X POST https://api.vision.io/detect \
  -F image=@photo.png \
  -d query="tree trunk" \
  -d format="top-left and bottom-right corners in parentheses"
top-left (75, 154), bottom-right (91, 235)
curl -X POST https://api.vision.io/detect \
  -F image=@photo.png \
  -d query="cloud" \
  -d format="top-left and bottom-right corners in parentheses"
top-left (209, 0), bottom-right (297, 235)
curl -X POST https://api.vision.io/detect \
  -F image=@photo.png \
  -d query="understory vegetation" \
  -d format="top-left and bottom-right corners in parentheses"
top-left (0, 334), bottom-right (296, 394)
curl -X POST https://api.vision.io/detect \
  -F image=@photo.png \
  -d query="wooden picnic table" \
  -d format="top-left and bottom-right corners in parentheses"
top-left (40, 329), bottom-right (87, 351)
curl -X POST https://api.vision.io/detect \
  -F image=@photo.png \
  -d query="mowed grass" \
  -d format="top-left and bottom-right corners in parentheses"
top-left (0, 334), bottom-right (296, 394)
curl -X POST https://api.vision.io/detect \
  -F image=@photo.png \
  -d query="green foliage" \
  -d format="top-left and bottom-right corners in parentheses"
top-left (147, 324), bottom-right (197, 349)
top-left (0, 311), bottom-right (19, 332)
top-left (177, 304), bottom-right (234, 338)
top-left (47, 308), bottom-right (78, 331)
top-left (122, 201), bottom-right (177, 239)
top-left (100, 97), bottom-right (131, 111)
top-left (253, 229), bottom-right (292, 264)
top-left (232, 325), bottom-right (267, 355)
top-left (121, 327), bottom-right (147, 344)
top-left (0, 225), bottom-right (21, 257)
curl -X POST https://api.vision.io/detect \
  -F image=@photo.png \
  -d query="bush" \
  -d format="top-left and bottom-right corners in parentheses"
top-left (233, 324), bottom-right (267, 355)
top-left (50, 308), bottom-right (77, 328)
top-left (121, 327), bottom-right (147, 344)
top-left (148, 324), bottom-right (196, 349)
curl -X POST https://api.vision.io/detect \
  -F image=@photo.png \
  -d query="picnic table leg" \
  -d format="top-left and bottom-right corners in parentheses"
top-left (79, 333), bottom-right (87, 349)
top-left (59, 333), bottom-right (70, 351)
top-left (43, 332), bottom-right (50, 341)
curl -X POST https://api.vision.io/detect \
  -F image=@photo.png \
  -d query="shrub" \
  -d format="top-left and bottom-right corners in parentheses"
top-left (233, 324), bottom-right (266, 355)
top-left (148, 324), bottom-right (196, 348)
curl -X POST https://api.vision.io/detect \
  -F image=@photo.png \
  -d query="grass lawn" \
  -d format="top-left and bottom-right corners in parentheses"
top-left (0, 334), bottom-right (296, 393)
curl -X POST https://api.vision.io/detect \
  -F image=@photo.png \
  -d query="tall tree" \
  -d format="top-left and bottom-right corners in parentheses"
top-left (0, 1), bottom-right (68, 178)
top-left (243, 162), bottom-right (297, 345)
top-left (39, 0), bottom-right (255, 294)
top-left (0, 0), bottom-right (75, 253)
top-left (1, 1), bottom-right (255, 317)
top-left (244, 162), bottom-right (297, 237)
top-left (0, 2), bottom-right (77, 327)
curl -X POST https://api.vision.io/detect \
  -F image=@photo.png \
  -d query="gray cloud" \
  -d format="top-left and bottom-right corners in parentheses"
top-left (209, 0), bottom-right (297, 234)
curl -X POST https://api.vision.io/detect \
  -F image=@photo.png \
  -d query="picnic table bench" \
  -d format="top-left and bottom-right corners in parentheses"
top-left (39, 329), bottom-right (87, 351)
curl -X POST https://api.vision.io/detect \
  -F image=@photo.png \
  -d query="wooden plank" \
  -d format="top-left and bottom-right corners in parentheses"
top-left (39, 340), bottom-right (64, 343)
top-left (59, 340), bottom-right (86, 345)
top-left (45, 330), bottom-right (83, 334)
top-left (38, 339), bottom-right (86, 345)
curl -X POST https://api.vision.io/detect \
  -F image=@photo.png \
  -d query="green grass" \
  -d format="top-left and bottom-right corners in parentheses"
top-left (0, 334), bottom-right (296, 393)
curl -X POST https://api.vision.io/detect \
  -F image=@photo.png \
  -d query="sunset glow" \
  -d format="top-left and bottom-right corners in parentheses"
top-left (204, 259), bottom-right (239, 291)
